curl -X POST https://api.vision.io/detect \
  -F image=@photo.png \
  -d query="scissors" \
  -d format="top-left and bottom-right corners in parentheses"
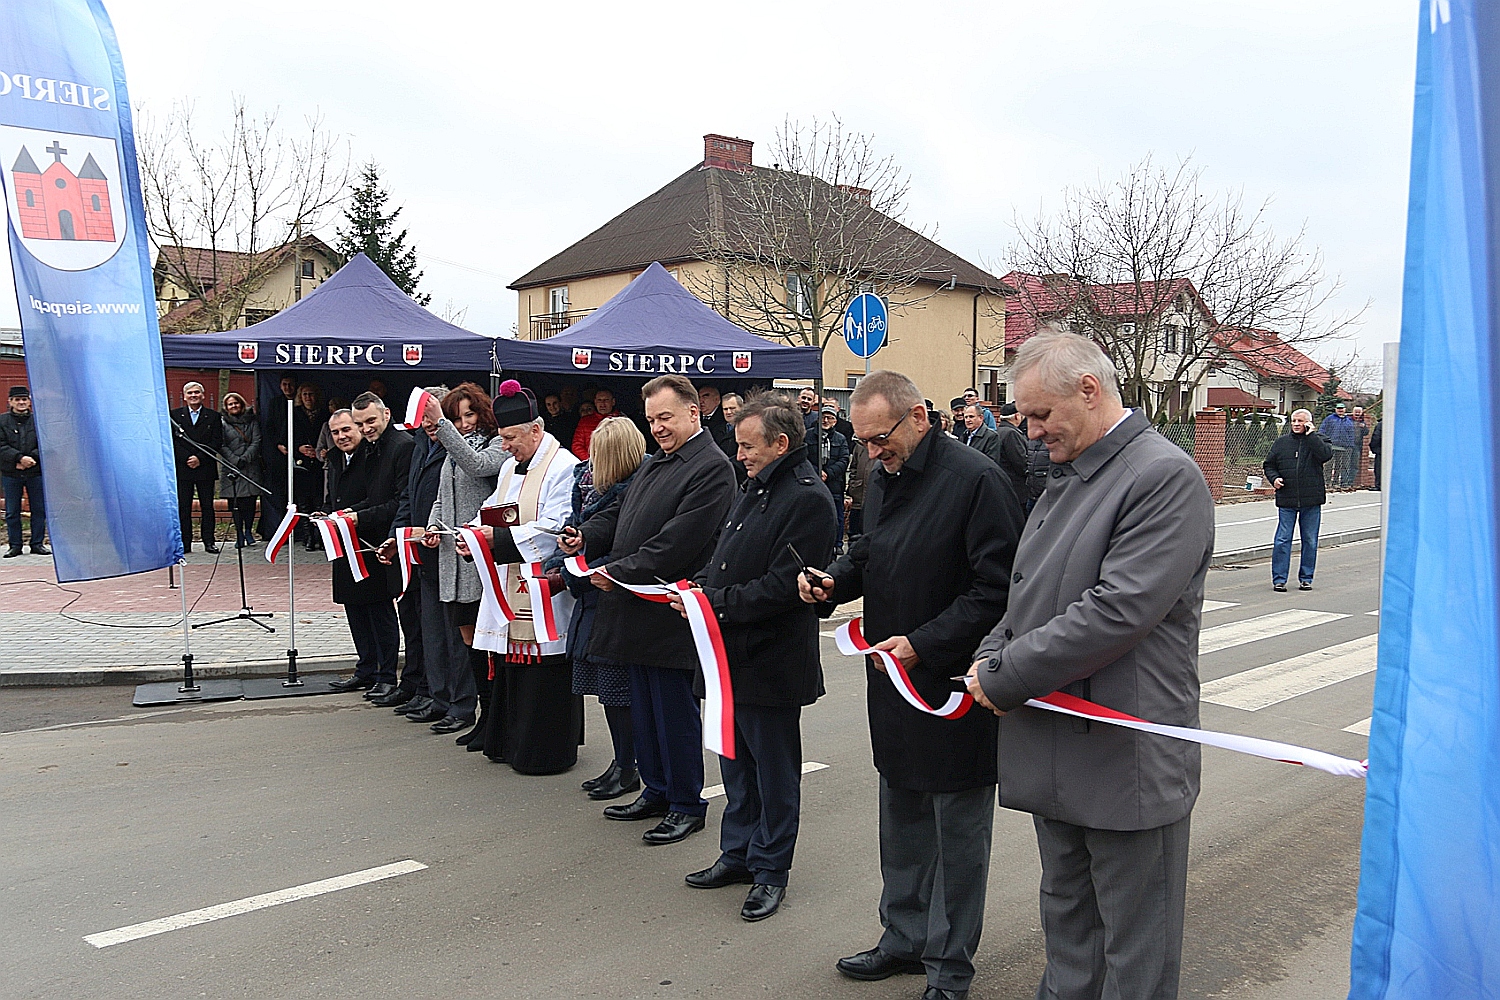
top-left (787, 542), bottom-right (833, 593)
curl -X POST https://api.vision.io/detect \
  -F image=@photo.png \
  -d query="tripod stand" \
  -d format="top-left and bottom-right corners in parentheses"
top-left (170, 418), bottom-right (276, 634)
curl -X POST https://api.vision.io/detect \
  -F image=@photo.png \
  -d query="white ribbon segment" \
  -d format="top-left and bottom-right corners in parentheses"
top-left (265, 505), bottom-right (301, 564)
top-left (519, 562), bottom-right (561, 642)
top-left (834, 618), bottom-right (971, 718)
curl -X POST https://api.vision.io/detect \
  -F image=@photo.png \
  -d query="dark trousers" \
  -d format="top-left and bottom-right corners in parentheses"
top-left (1032, 813), bottom-right (1191, 1000)
top-left (718, 704), bottom-right (802, 886)
top-left (230, 497), bottom-right (257, 543)
top-left (177, 477), bottom-right (216, 545)
top-left (396, 585), bottom-right (427, 696)
top-left (3, 475), bottom-right (44, 549)
top-left (628, 663), bottom-right (706, 816)
top-left (846, 506), bottom-right (863, 541)
top-left (344, 601), bottom-right (399, 685)
top-left (878, 777), bottom-right (996, 993)
top-left (434, 598), bottom-right (479, 721)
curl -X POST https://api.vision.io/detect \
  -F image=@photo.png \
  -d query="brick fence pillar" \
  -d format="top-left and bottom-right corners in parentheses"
top-left (1193, 408), bottom-right (1226, 502)
top-left (1357, 428), bottom-right (1375, 489)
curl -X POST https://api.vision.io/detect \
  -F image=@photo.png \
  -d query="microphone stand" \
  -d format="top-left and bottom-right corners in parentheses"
top-left (170, 417), bottom-right (275, 634)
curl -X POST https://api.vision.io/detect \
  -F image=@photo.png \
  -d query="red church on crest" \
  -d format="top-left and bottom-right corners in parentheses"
top-left (11, 140), bottom-right (115, 243)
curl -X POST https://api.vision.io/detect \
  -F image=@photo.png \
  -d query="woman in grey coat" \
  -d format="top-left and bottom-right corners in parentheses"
top-left (424, 383), bottom-right (507, 750)
top-left (220, 393), bottom-right (263, 549)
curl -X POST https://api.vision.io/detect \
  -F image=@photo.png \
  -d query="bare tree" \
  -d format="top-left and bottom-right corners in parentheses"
top-left (137, 96), bottom-right (348, 332)
top-left (689, 117), bottom-right (953, 398)
top-left (1008, 155), bottom-right (1363, 420)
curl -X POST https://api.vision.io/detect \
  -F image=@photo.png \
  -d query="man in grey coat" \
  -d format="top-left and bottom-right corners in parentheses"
top-left (965, 332), bottom-right (1215, 1000)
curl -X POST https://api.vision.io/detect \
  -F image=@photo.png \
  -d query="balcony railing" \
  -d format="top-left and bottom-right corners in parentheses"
top-left (528, 309), bottom-right (595, 340)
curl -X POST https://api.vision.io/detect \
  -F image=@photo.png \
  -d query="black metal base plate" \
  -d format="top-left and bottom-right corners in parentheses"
top-left (132, 679), bottom-right (245, 707)
top-left (240, 673), bottom-right (349, 700)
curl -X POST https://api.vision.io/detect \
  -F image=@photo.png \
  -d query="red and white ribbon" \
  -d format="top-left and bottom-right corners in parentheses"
top-left (519, 562), bottom-right (561, 642)
top-left (458, 525), bottom-right (513, 622)
top-left (1025, 691), bottom-right (1367, 779)
top-left (396, 526), bottom-right (425, 594)
top-left (673, 581), bottom-right (735, 759)
top-left (562, 554), bottom-right (675, 603)
top-left (331, 512), bottom-right (370, 582)
top-left (265, 505), bottom-right (301, 564)
top-left (834, 618), bottom-right (972, 719)
top-left (399, 387), bottom-right (437, 431)
top-left (312, 516), bottom-right (344, 560)
top-left (832, 617), bottom-right (1367, 779)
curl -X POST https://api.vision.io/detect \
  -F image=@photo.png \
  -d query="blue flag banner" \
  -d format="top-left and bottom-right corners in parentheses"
top-left (1349, 2), bottom-right (1500, 996)
top-left (0, 0), bottom-right (181, 581)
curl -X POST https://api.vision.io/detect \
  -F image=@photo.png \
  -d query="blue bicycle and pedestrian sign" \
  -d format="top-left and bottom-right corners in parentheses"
top-left (842, 292), bottom-right (887, 359)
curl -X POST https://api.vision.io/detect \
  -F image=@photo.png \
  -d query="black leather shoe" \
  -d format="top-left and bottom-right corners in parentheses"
top-left (396, 696), bottom-right (434, 716)
top-left (456, 726), bottom-right (479, 746)
top-left (4, 548), bottom-right (20, 558)
top-left (921, 988), bottom-right (968, 1000)
top-left (603, 794), bottom-right (670, 822)
top-left (588, 766), bottom-right (640, 801)
top-left (364, 682), bottom-right (397, 701)
top-left (29, 544), bottom-right (49, 556)
top-left (328, 675), bottom-right (375, 693)
top-left (1299, 581), bottom-right (1313, 591)
top-left (465, 733), bottom-right (487, 752)
top-left (203, 543), bottom-right (221, 554)
top-left (741, 884), bottom-right (785, 922)
top-left (370, 688), bottom-right (413, 708)
top-left (836, 948), bottom-right (926, 982)
top-left (430, 716), bottom-right (473, 734)
top-left (685, 858), bottom-right (754, 889)
top-left (1272, 582), bottom-right (1287, 592)
top-left (582, 761), bottom-right (619, 792)
top-left (642, 812), bottom-right (706, 845)
top-left (407, 706), bottom-right (446, 724)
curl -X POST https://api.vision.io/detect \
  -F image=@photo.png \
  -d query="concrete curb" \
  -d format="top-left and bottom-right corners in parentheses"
top-left (0, 654), bottom-right (358, 688)
top-left (1210, 527), bottom-right (1381, 569)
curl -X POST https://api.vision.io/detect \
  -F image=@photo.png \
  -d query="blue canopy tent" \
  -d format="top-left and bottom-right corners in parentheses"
top-left (494, 262), bottom-right (822, 383)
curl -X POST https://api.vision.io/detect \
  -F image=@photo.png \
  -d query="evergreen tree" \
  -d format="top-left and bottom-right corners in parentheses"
top-left (335, 162), bottom-right (430, 306)
top-left (1316, 367), bottom-right (1343, 420)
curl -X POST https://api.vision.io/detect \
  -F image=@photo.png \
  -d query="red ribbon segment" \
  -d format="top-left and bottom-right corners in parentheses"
top-left (458, 525), bottom-right (513, 622)
top-left (331, 513), bottom-right (369, 582)
top-left (399, 387), bottom-right (436, 431)
top-left (265, 505), bottom-right (301, 564)
top-left (834, 618), bottom-right (972, 719)
top-left (519, 562), bottom-right (560, 642)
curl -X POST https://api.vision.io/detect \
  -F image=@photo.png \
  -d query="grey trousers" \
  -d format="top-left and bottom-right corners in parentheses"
top-left (1033, 813), bottom-right (1192, 1000)
top-left (877, 777), bottom-right (996, 992)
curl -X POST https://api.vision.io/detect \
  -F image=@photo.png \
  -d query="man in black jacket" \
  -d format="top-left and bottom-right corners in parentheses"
top-left (328, 393), bottom-right (414, 696)
top-left (801, 370), bottom-right (1023, 1000)
top-left (1, 386), bottom-right (47, 557)
top-left (673, 393), bottom-right (837, 923)
top-left (1263, 408), bottom-right (1334, 592)
top-left (562, 374), bottom-right (736, 845)
top-left (171, 382), bottom-right (223, 553)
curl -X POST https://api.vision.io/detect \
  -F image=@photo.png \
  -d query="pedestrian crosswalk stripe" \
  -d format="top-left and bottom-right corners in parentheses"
top-left (1202, 600), bottom-right (1238, 613)
top-left (1203, 633), bottom-right (1378, 711)
top-left (702, 761), bottom-right (828, 799)
top-left (1199, 609), bottom-right (1349, 655)
top-left (1344, 717), bottom-right (1373, 735)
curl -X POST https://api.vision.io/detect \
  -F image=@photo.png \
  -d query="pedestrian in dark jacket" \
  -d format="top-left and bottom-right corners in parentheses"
top-left (219, 393), bottom-right (263, 549)
top-left (562, 374), bottom-right (736, 846)
top-left (170, 381), bottom-right (223, 553)
top-left (1003, 403), bottom-right (1050, 512)
top-left (1318, 402), bottom-right (1358, 487)
top-left (327, 394), bottom-right (413, 696)
top-left (0, 385), bottom-right (46, 556)
top-left (679, 393), bottom-right (838, 923)
top-left (801, 370), bottom-right (1023, 998)
top-left (1369, 419), bottom-right (1383, 490)
top-left (1263, 408), bottom-right (1334, 591)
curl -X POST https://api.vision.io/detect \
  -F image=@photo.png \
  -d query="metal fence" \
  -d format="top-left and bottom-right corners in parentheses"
top-left (1159, 421), bottom-right (1194, 456)
top-left (1159, 412), bottom-right (1372, 498)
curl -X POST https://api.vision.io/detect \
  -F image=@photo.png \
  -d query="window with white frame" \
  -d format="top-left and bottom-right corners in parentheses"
top-left (549, 286), bottom-right (569, 316)
top-left (786, 273), bottom-right (814, 318)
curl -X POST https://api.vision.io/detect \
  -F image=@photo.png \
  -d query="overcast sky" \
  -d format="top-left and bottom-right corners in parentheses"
top-left (2, 0), bottom-right (1417, 378)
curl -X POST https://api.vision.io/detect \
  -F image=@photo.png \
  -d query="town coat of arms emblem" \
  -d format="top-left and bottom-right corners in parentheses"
top-left (238, 342), bottom-right (258, 363)
top-left (0, 126), bottom-right (127, 272)
top-left (732, 351), bottom-right (752, 373)
top-left (403, 343), bottom-right (423, 365)
top-left (572, 348), bottom-right (592, 370)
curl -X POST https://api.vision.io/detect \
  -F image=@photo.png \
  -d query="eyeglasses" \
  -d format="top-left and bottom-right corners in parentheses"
top-left (852, 408), bottom-right (910, 448)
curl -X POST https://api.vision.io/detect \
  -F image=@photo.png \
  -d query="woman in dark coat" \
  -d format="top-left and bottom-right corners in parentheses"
top-left (220, 392), bottom-right (263, 549)
top-left (553, 416), bottom-right (647, 800)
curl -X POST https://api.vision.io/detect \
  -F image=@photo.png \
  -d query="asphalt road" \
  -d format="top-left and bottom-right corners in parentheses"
top-left (0, 541), bottom-right (1379, 999)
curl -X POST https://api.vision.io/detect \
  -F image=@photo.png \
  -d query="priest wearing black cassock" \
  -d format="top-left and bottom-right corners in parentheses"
top-left (458, 381), bottom-right (583, 775)
top-left (800, 369), bottom-right (1023, 1000)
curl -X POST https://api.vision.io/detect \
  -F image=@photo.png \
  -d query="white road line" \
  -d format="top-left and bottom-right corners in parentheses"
top-left (1202, 600), bottom-right (1239, 613)
top-left (1199, 609), bottom-right (1349, 655)
top-left (1217, 501), bottom-right (1383, 527)
top-left (702, 761), bottom-right (829, 800)
top-left (83, 860), bottom-right (427, 948)
top-left (1203, 634), bottom-right (1378, 711)
top-left (1344, 717), bottom-right (1373, 735)
top-left (1366, 609), bottom-right (1380, 616)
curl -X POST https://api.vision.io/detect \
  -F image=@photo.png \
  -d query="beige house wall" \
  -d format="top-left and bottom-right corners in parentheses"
top-left (156, 248), bottom-right (339, 328)
top-left (516, 263), bottom-right (1005, 404)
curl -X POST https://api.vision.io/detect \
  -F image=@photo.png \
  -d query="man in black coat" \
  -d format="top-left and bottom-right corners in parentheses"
top-left (259, 374), bottom-right (299, 540)
top-left (674, 393), bottom-right (838, 923)
top-left (562, 374), bottom-right (736, 846)
top-left (1, 386), bottom-right (47, 557)
top-left (170, 381), bottom-right (224, 553)
top-left (801, 370), bottom-right (1023, 1000)
top-left (1262, 408), bottom-right (1334, 592)
top-left (328, 393), bottom-right (414, 696)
